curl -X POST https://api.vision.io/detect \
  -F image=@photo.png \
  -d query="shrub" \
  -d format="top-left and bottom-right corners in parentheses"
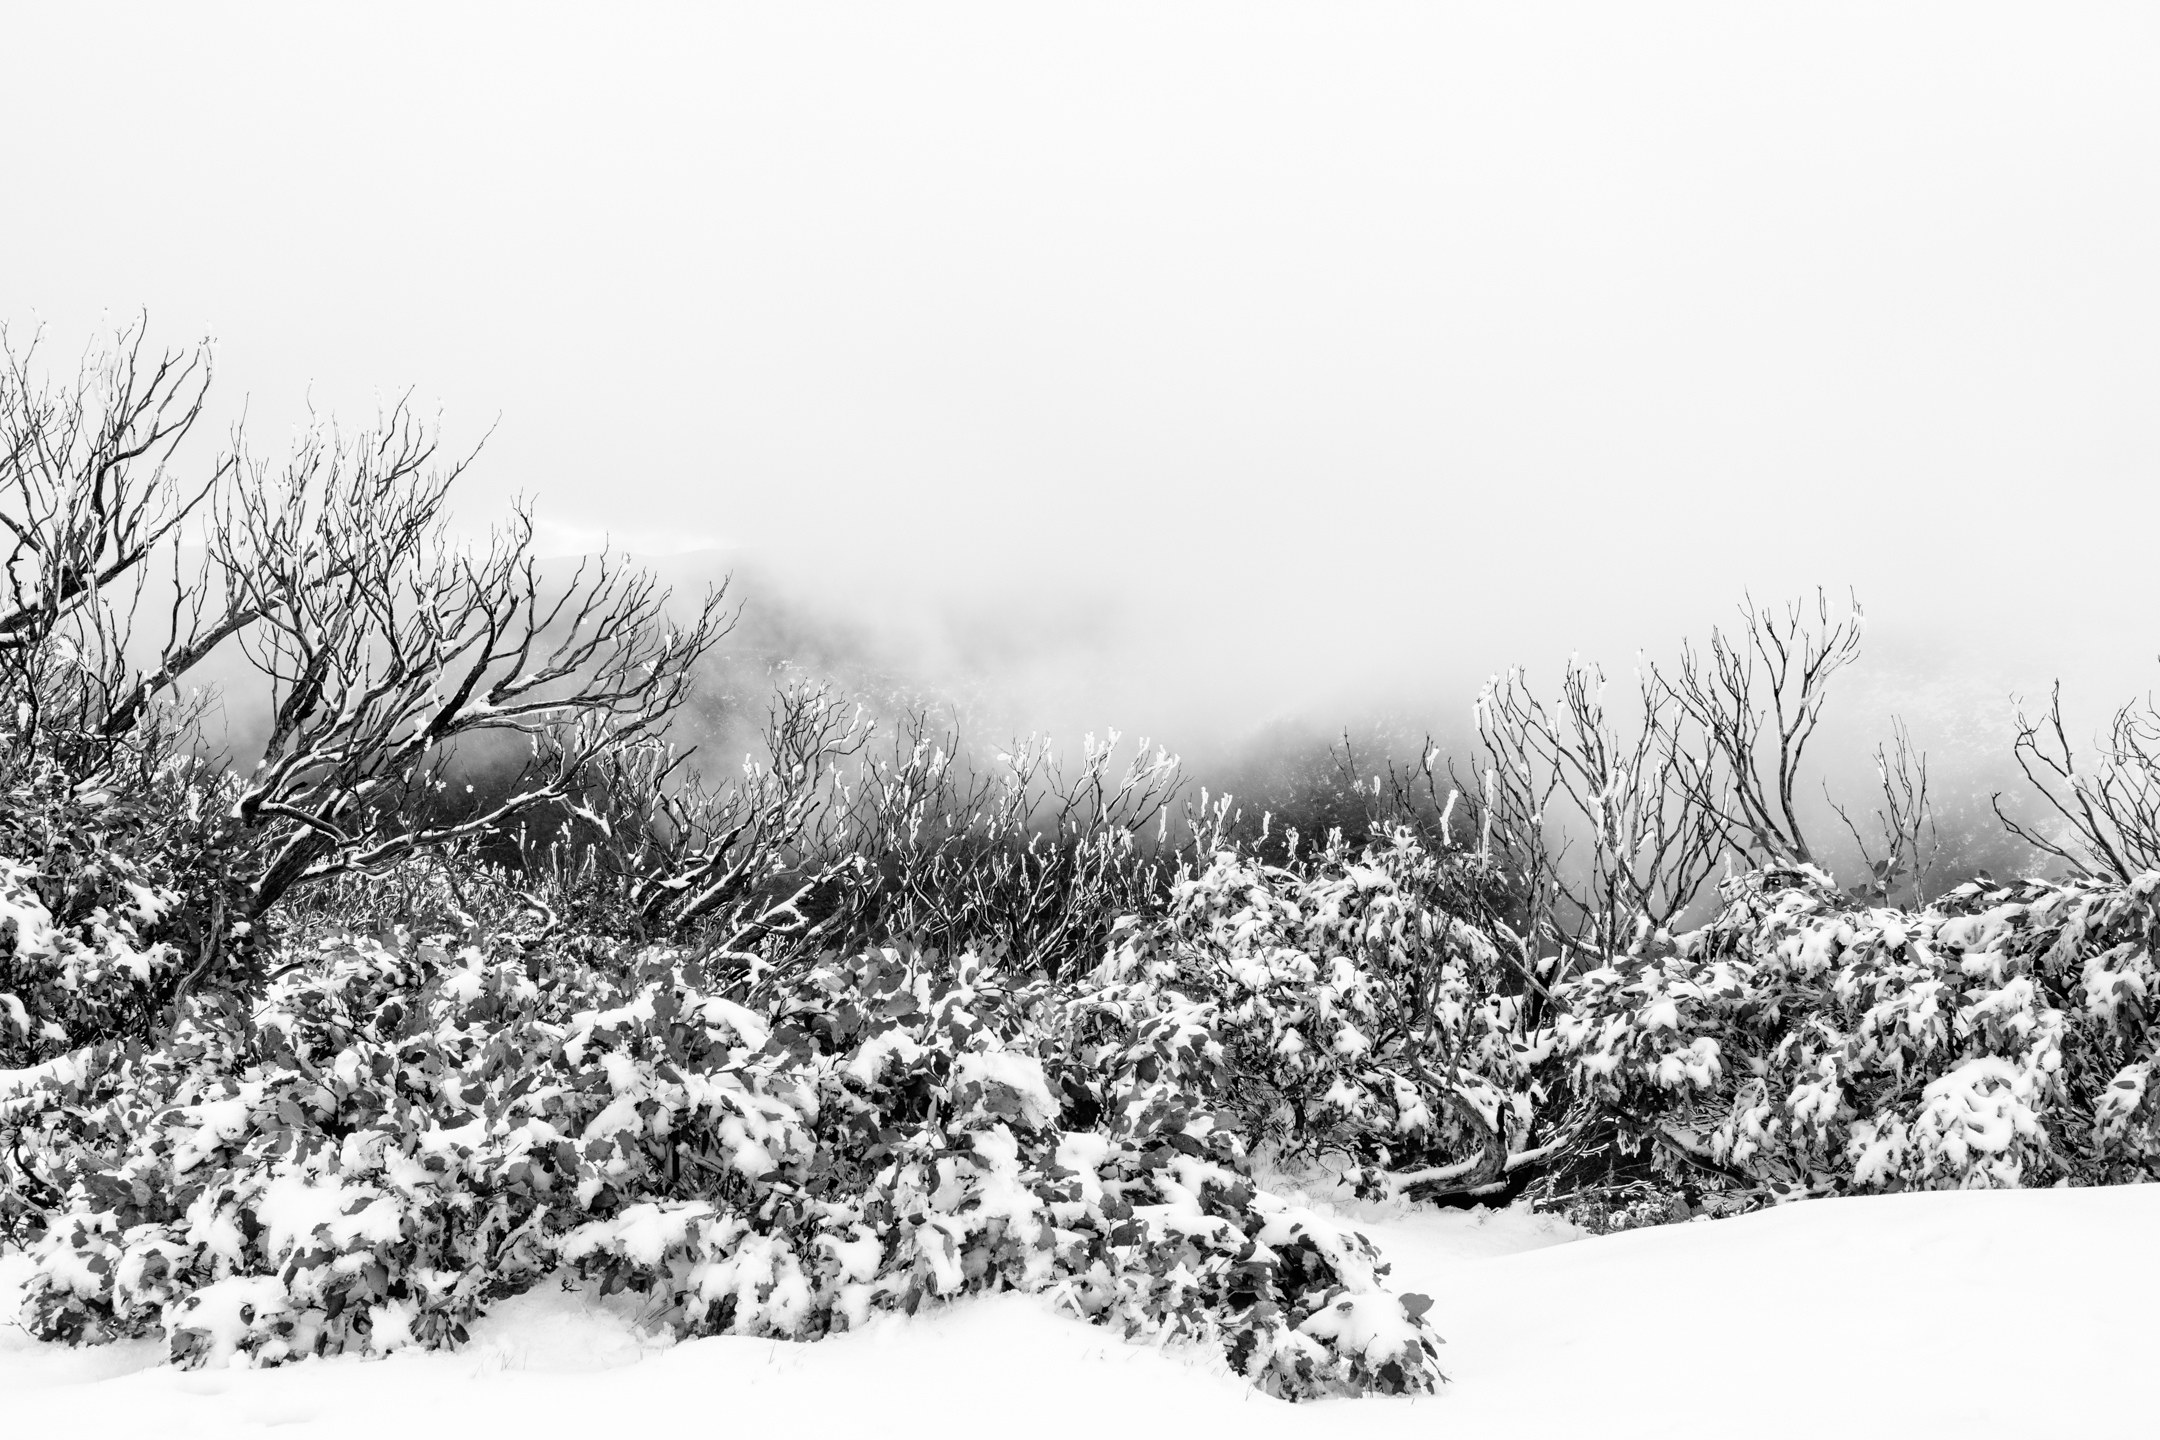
top-left (3, 924), bottom-right (1445, 1398)
top-left (0, 748), bottom-right (248, 1069)
top-left (1550, 864), bottom-right (2160, 1197)
top-left (1087, 828), bottom-right (1566, 1203)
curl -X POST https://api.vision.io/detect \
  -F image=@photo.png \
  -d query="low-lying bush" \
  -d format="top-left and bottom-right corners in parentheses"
top-left (3, 922), bottom-right (1444, 1397)
top-left (13, 819), bottom-right (2160, 1394)
top-left (1551, 864), bottom-right (2160, 1198)
top-left (0, 752), bottom-right (247, 1070)
top-left (1096, 830), bottom-right (1557, 1201)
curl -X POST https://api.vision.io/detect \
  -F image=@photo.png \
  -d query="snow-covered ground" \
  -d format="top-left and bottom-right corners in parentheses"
top-left (5, 1182), bottom-right (2152, 1439)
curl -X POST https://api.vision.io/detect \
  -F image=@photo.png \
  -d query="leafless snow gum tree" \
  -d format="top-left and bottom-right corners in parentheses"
top-left (1, 320), bottom-right (729, 978)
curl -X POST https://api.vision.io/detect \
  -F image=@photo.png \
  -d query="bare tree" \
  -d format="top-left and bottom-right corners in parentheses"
top-left (822, 718), bottom-right (1180, 976)
top-left (524, 695), bottom-right (1180, 979)
top-left (2, 321), bottom-right (729, 929)
top-left (533, 678), bottom-right (872, 961)
top-left (0, 320), bottom-right (240, 770)
top-left (1657, 590), bottom-right (1865, 868)
top-left (210, 406), bottom-right (730, 915)
top-left (1406, 592), bottom-right (1911, 979)
top-left (1475, 659), bottom-right (1724, 959)
top-left (1993, 682), bottom-right (2160, 884)
top-left (1829, 716), bottom-right (1937, 905)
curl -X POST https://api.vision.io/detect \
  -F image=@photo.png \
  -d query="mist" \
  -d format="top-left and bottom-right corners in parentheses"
top-left (15, 14), bottom-right (2160, 1410)
top-left (8, 4), bottom-right (2158, 884)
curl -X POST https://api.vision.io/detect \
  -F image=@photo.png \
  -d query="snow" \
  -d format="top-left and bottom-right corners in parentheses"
top-left (1, 1050), bottom-right (107, 1108)
top-left (4, 1186), bottom-right (2155, 1437)
top-left (166, 1276), bottom-right (296, 1367)
top-left (952, 1049), bottom-right (1061, 1128)
top-left (0, 859), bottom-right (59, 960)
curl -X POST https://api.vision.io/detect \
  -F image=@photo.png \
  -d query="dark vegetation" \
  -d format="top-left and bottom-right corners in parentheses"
top-left (4, 325), bottom-right (2159, 1394)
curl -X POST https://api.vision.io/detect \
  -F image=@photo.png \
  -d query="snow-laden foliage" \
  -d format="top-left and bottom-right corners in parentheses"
top-left (1, 930), bottom-right (1443, 1398)
top-left (18, 811), bottom-right (2160, 1393)
top-left (0, 855), bottom-right (179, 1064)
top-left (1554, 863), bottom-right (2160, 1196)
top-left (1098, 831), bottom-right (1552, 1199)
top-left (0, 756), bottom-right (242, 1069)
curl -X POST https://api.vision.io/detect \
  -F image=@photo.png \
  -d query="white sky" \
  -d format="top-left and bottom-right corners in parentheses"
top-left (6, 3), bottom-right (2158, 756)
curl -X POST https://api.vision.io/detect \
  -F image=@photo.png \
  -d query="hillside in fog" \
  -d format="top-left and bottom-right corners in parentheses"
top-left (7, 7), bottom-right (2160, 1438)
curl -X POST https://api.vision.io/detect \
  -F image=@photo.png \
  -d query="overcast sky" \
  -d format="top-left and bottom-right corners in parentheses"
top-left (6, 4), bottom-right (2157, 758)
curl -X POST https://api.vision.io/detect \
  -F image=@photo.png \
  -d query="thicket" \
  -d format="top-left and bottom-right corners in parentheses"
top-left (5, 325), bottom-right (2160, 1394)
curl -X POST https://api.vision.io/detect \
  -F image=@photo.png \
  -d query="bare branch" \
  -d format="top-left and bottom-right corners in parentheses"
top-left (1656, 589), bottom-right (1864, 867)
top-left (1993, 680), bottom-right (2160, 883)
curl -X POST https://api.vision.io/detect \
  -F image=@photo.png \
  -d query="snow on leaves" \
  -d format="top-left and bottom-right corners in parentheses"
top-left (2, 929), bottom-right (1444, 1399)
top-left (14, 823), bottom-right (2160, 1396)
top-left (1557, 864), bottom-right (2160, 1194)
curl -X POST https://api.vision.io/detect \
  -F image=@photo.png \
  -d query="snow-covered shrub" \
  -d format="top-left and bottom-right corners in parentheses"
top-left (1555, 1185), bottom-right (1693, 1235)
top-left (0, 754), bottom-right (243, 1069)
top-left (1550, 864), bottom-right (2160, 1197)
top-left (4, 928), bottom-right (1443, 1398)
top-left (1086, 829), bottom-right (1556, 1200)
top-left (0, 854), bottom-right (178, 1064)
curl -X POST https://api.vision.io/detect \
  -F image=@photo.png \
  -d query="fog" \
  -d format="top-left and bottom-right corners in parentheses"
top-left (7, 5), bottom-right (2158, 856)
